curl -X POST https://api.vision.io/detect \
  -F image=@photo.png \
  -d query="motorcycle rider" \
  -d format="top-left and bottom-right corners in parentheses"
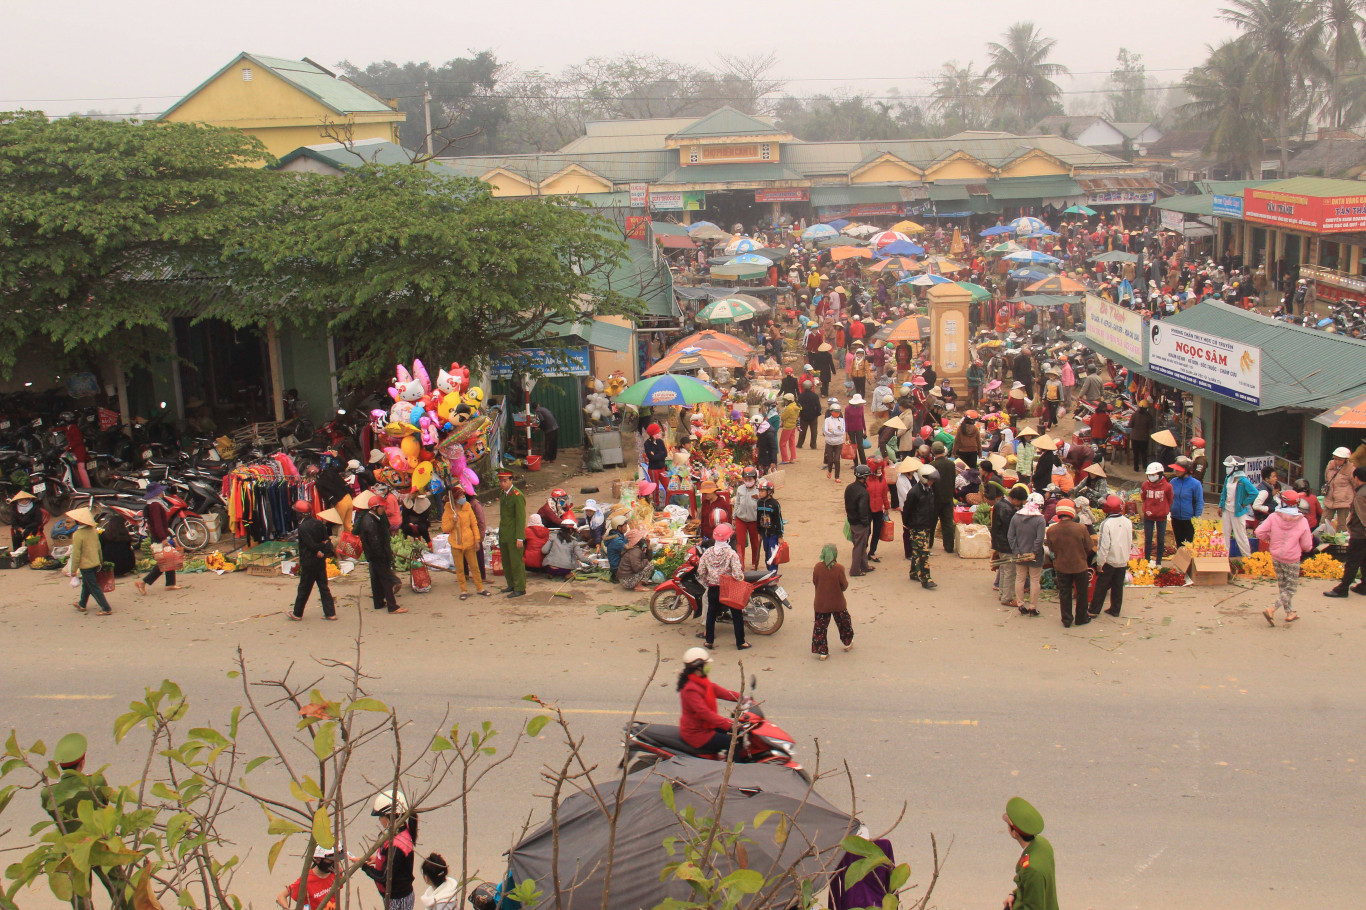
top-left (677, 647), bottom-right (744, 756)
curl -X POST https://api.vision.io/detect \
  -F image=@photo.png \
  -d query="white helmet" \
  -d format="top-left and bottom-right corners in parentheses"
top-left (917, 465), bottom-right (939, 481)
top-left (683, 647), bottom-right (711, 665)
top-left (1146, 462), bottom-right (1164, 475)
top-left (372, 789), bottom-right (408, 816)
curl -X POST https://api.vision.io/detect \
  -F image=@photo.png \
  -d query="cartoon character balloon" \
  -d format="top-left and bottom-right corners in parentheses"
top-left (447, 444), bottom-right (479, 497)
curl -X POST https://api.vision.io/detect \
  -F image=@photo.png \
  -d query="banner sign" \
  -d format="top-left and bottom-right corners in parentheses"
top-left (1212, 194), bottom-right (1243, 218)
top-left (1147, 323), bottom-right (1261, 406)
top-left (651, 191), bottom-right (706, 212)
top-left (754, 188), bottom-right (808, 202)
top-left (490, 346), bottom-right (590, 379)
top-left (1244, 186), bottom-right (1366, 233)
top-left (1086, 189), bottom-right (1155, 206)
top-left (629, 183), bottom-right (649, 207)
top-left (625, 215), bottom-right (648, 239)
top-left (1160, 209), bottom-right (1185, 231)
top-left (1084, 296), bottom-right (1145, 364)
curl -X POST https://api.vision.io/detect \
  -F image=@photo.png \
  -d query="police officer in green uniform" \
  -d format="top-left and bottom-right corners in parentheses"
top-left (43, 733), bottom-right (135, 909)
top-left (1002, 796), bottom-right (1058, 910)
top-left (498, 470), bottom-right (527, 598)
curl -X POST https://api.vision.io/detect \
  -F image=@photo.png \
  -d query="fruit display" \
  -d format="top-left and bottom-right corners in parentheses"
top-left (204, 551), bottom-right (236, 573)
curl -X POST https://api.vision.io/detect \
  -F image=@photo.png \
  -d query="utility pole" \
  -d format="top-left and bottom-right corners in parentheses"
top-left (423, 82), bottom-right (433, 157)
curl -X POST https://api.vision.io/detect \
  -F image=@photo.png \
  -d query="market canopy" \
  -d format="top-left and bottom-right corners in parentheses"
top-left (980, 225), bottom-right (1014, 237)
top-left (802, 224), bottom-right (839, 241)
top-left (644, 346), bottom-right (746, 376)
top-left (1010, 216), bottom-right (1049, 236)
top-left (920, 255), bottom-right (967, 272)
top-left (1313, 391), bottom-right (1366, 429)
top-left (697, 297), bottom-right (759, 323)
top-left (725, 253), bottom-right (770, 265)
top-left (667, 329), bottom-right (752, 357)
top-left (877, 240), bottom-right (926, 257)
top-left (867, 256), bottom-right (919, 272)
top-left (830, 245), bottom-right (873, 261)
top-left (1011, 294), bottom-right (1076, 308)
top-left (841, 223), bottom-right (880, 238)
top-left (868, 230), bottom-right (912, 249)
top-left (614, 374), bottom-right (723, 407)
top-left (1005, 250), bottom-right (1063, 266)
top-left (891, 220), bottom-right (926, 233)
top-left (898, 273), bottom-right (952, 287)
top-left (1090, 250), bottom-right (1140, 264)
top-left (874, 315), bottom-right (931, 342)
top-left (1062, 205), bottom-right (1098, 216)
top-left (1025, 274), bottom-right (1087, 294)
top-left (956, 281), bottom-right (992, 302)
top-left (724, 237), bottom-right (762, 255)
top-left (709, 262), bottom-right (767, 281)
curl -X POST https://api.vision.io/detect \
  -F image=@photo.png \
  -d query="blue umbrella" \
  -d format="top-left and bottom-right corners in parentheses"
top-left (898, 273), bottom-right (952, 287)
top-left (802, 224), bottom-right (839, 241)
top-left (1119, 279), bottom-right (1134, 301)
top-left (1009, 268), bottom-right (1051, 282)
top-left (1010, 217), bottom-right (1048, 236)
top-left (726, 253), bottom-right (770, 265)
top-left (979, 225), bottom-right (1014, 237)
top-left (878, 240), bottom-right (926, 257)
top-left (1004, 250), bottom-right (1063, 265)
top-left (726, 237), bottom-right (762, 254)
top-left (1034, 227), bottom-right (1060, 236)
top-left (824, 219), bottom-right (851, 230)
top-left (686, 221), bottom-right (720, 234)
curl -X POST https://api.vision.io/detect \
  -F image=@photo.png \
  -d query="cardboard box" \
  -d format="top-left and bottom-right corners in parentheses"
top-left (1189, 555), bottom-right (1230, 586)
top-left (1170, 546), bottom-right (1194, 575)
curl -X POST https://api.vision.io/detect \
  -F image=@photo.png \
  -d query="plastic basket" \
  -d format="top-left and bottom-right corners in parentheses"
top-left (719, 575), bottom-right (753, 609)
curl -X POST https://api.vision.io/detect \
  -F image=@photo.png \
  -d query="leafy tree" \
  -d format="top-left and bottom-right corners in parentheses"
top-left (1220, 0), bottom-right (1310, 174)
top-left (930, 62), bottom-right (990, 133)
top-left (1302, 0), bottom-right (1366, 127)
top-left (1105, 49), bottom-right (1156, 123)
top-left (1177, 41), bottom-right (1271, 177)
top-left (984, 22), bottom-right (1070, 131)
top-left (336, 52), bottom-right (509, 156)
top-left (0, 112), bottom-right (270, 378)
top-left (774, 94), bottom-right (927, 141)
top-left (227, 166), bottom-right (643, 386)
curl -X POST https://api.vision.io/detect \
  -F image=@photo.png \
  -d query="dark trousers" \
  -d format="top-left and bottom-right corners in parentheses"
top-left (698, 728), bottom-right (743, 756)
top-left (1056, 570), bottom-right (1089, 626)
top-left (1143, 517), bottom-right (1168, 563)
top-left (705, 586), bottom-right (746, 648)
top-left (853, 376), bottom-right (866, 397)
top-left (142, 567), bottom-right (176, 587)
top-left (798, 418), bottom-right (819, 449)
top-left (927, 502), bottom-right (956, 553)
top-left (78, 568), bottom-right (111, 613)
top-left (849, 522), bottom-right (870, 575)
top-left (869, 512), bottom-right (885, 557)
top-left (1330, 538), bottom-right (1366, 593)
top-left (848, 431), bottom-right (866, 465)
top-left (293, 560), bottom-right (336, 618)
top-left (1172, 518), bottom-right (1195, 549)
top-left (1089, 564), bottom-right (1125, 616)
top-left (368, 562), bottom-right (399, 611)
top-left (1131, 438), bottom-right (1150, 470)
top-left (812, 610), bottom-right (854, 655)
top-left (543, 428), bottom-right (559, 462)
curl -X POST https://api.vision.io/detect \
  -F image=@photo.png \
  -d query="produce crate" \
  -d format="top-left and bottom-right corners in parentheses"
top-left (234, 541), bottom-right (297, 572)
top-left (231, 422), bottom-right (282, 447)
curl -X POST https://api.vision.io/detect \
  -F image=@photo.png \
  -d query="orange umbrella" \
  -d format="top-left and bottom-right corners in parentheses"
top-left (1024, 274), bottom-right (1087, 294)
top-left (667, 329), bottom-right (753, 357)
top-left (645, 346), bottom-right (747, 376)
top-left (920, 255), bottom-right (967, 273)
top-left (831, 245), bottom-right (873, 261)
top-left (867, 256), bottom-right (920, 272)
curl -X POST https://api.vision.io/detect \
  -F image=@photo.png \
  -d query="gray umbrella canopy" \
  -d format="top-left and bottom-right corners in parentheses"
top-left (507, 757), bottom-right (856, 910)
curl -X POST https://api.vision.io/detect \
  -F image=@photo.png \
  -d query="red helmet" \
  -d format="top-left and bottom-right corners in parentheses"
top-left (919, 426), bottom-right (932, 440)
top-left (551, 488), bottom-right (567, 499)
top-left (1101, 494), bottom-right (1123, 515)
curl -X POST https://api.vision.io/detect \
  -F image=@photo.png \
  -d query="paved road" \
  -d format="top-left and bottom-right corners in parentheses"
top-left (3, 444), bottom-right (1364, 909)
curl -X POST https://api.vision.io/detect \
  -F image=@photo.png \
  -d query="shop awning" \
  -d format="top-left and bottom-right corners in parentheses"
top-left (926, 184), bottom-right (970, 203)
top-left (545, 319), bottom-right (633, 353)
top-left (809, 185), bottom-right (906, 207)
top-left (649, 221), bottom-right (692, 237)
top-left (984, 175), bottom-right (1084, 202)
top-left (1153, 194), bottom-right (1215, 217)
top-left (657, 234), bottom-right (698, 250)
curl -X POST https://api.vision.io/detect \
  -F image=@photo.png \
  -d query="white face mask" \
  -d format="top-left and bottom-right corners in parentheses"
top-left (1148, 474), bottom-right (1160, 483)
top-left (17, 502), bottom-right (33, 514)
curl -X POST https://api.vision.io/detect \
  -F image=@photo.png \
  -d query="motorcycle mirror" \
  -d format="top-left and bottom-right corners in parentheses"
top-left (749, 673), bottom-right (757, 692)
top-left (337, 409), bottom-right (347, 415)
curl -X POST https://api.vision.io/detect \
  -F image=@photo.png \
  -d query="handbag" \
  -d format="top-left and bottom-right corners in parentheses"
top-left (842, 442), bottom-right (856, 461)
top-left (880, 518), bottom-right (896, 542)
top-left (410, 563), bottom-right (432, 593)
top-left (96, 569), bottom-right (115, 593)
top-left (719, 574), bottom-right (752, 610)
top-left (772, 540), bottom-right (790, 565)
top-left (155, 545), bottom-right (185, 572)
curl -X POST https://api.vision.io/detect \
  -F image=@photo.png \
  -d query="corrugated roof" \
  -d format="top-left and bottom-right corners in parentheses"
top-left (546, 319), bottom-right (633, 353)
top-left (160, 52), bottom-right (401, 121)
top-left (809, 185), bottom-right (905, 206)
top-left (1254, 175), bottom-right (1366, 198)
top-left (983, 175), bottom-right (1083, 200)
top-left (592, 237), bottom-right (676, 319)
top-left (669, 107), bottom-right (782, 139)
top-left (435, 150), bottom-right (675, 184)
top-left (1076, 174), bottom-right (1160, 191)
top-left (927, 184), bottom-right (970, 202)
top-left (1154, 194), bottom-right (1214, 216)
top-left (1196, 179), bottom-right (1279, 196)
top-left (275, 138), bottom-right (414, 169)
top-left (655, 163), bottom-right (804, 185)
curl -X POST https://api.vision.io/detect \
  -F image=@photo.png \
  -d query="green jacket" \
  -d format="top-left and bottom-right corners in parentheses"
top-left (499, 487), bottom-right (526, 543)
top-left (68, 526), bottom-right (104, 571)
top-left (931, 456), bottom-right (957, 505)
top-left (1012, 836), bottom-right (1059, 910)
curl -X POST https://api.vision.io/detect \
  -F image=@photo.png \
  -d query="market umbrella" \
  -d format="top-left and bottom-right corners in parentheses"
top-left (950, 227), bottom-right (965, 257)
top-left (891, 220), bottom-right (926, 234)
top-left (868, 230), bottom-right (912, 250)
top-left (802, 224), bottom-right (839, 241)
top-left (1009, 268), bottom-right (1051, 282)
top-left (898, 273), bottom-right (953, 287)
top-left (726, 253), bottom-right (770, 265)
top-left (1313, 391), bottom-right (1366, 428)
top-left (724, 237), bottom-right (762, 254)
top-left (920, 255), bottom-right (967, 272)
top-left (1004, 250), bottom-right (1062, 266)
top-left (874, 315), bottom-right (932, 342)
top-left (614, 374), bottom-right (723, 407)
top-left (830, 245), bottom-right (873, 261)
top-left (668, 329), bottom-right (752, 357)
top-left (867, 256), bottom-right (919, 272)
top-left (1063, 205), bottom-right (1098, 216)
top-left (841, 223), bottom-right (880, 238)
top-left (709, 262), bottom-right (768, 281)
top-left (697, 297), bottom-right (759, 323)
top-left (955, 281), bottom-right (992, 302)
top-left (1010, 216), bottom-right (1049, 237)
top-left (987, 241), bottom-right (1022, 255)
top-left (1011, 294), bottom-right (1076, 308)
top-left (690, 225), bottom-right (732, 243)
top-left (748, 247), bottom-right (791, 262)
top-left (979, 225), bottom-right (1014, 237)
top-left (686, 221), bottom-right (720, 234)
top-left (644, 346), bottom-right (747, 376)
top-left (1090, 250), bottom-right (1140, 264)
top-left (507, 758), bottom-right (855, 910)
top-left (878, 239), bottom-right (926, 257)
top-left (824, 218), bottom-right (851, 230)
top-left (1025, 273), bottom-right (1087, 294)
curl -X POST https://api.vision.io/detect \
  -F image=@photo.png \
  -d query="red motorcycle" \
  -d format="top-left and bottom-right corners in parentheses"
top-left (103, 491), bottom-right (211, 550)
top-left (623, 678), bottom-right (805, 779)
top-left (648, 542), bottom-right (790, 635)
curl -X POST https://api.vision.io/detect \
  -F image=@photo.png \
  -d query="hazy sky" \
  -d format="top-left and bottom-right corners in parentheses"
top-left (2, 0), bottom-right (1241, 117)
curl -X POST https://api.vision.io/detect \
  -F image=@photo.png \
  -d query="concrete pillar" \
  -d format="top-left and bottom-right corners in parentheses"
top-left (925, 283), bottom-right (973, 391)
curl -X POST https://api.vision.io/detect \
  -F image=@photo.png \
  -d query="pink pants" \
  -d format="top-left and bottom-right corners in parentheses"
top-left (734, 518), bottom-right (762, 570)
top-left (779, 429), bottom-right (797, 463)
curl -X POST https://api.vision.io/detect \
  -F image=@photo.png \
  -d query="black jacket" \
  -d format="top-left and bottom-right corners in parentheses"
top-left (931, 456), bottom-right (957, 504)
top-left (1032, 451), bottom-right (1060, 492)
top-left (798, 389), bottom-right (822, 422)
top-left (296, 516), bottom-right (336, 567)
top-left (643, 437), bottom-right (668, 470)
top-left (902, 480), bottom-right (937, 530)
top-left (780, 375), bottom-right (799, 396)
top-left (316, 467), bottom-right (350, 508)
top-left (844, 481), bottom-right (872, 526)
top-left (989, 499), bottom-right (1017, 552)
top-left (356, 510), bottom-right (393, 568)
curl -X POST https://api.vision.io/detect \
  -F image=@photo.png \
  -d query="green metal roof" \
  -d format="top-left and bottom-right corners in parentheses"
top-left (655, 163), bottom-right (804, 185)
top-left (1079, 301), bottom-right (1366, 413)
top-left (669, 107), bottom-right (783, 139)
top-left (927, 185), bottom-right (970, 202)
top-left (1253, 175), bottom-right (1366, 198)
top-left (983, 175), bottom-right (1084, 201)
top-left (590, 237), bottom-right (676, 320)
top-left (648, 221), bottom-right (692, 237)
top-left (275, 139), bottom-right (414, 169)
top-left (809, 185), bottom-right (904, 207)
top-left (1153, 194), bottom-right (1214, 216)
top-left (160, 53), bottom-right (398, 120)
top-left (546, 319), bottom-right (633, 353)
top-left (1196, 179), bottom-right (1278, 196)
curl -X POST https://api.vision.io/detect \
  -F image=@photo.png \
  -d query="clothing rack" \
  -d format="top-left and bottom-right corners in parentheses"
top-left (222, 454), bottom-right (314, 543)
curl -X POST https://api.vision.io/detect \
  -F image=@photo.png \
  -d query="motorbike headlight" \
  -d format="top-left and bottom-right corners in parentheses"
top-left (770, 741), bottom-right (793, 756)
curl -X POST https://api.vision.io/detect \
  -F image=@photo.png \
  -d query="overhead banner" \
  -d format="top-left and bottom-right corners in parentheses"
top-left (1084, 296), bottom-right (1144, 364)
top-left (1159, 209), bottom-right (1184, 231)
top-left (1212, 194), bottom-right (1243, 218)
top-left (1244, 186), bottom-right (1366, 233)
top-left (1147, 323), bottom-right (1261, 406)
top-left (1086, 189), bottom-right (1155, 206)
top-left (490, 346), bottom-right (590, 379)
top-left (755, 188), bottom-right (808, 203)
top-left (650, 190), bottom-right (706, 212)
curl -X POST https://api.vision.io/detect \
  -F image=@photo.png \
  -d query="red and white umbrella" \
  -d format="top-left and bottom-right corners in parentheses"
top-left (868, 230), bottom-right (912, 250)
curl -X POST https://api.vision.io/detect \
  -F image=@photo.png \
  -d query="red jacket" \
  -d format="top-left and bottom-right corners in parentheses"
top-left (679, 674), bottom-right (740, 749)
top-left (699, 493), bottom-right (732, 540)
top-left (523, 524), bottom-right (550, 569)
top-left (866, 472), bottom-right (890, 512)
top-left (1140, 479), bottom-right (1173, 519)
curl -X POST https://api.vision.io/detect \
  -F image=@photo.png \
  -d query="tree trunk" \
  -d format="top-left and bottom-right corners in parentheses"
top-left (1278, 105), bottom-right (1288, 177)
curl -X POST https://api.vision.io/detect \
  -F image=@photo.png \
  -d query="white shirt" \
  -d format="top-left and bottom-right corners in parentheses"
top-left (421, 880), bottom-right (460, 910)
top-left (1094, 515), bottom-right (1133, 567)
top-left (823, 416), bottom-right (846, 446)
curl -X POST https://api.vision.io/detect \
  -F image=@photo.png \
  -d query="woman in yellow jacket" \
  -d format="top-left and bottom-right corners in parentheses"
top-left (779, 393), bottom-right (800, 464)
top-left (442, 491), bottom-right (489, 599)
top-left (65, 507), bottom-right (113, 615)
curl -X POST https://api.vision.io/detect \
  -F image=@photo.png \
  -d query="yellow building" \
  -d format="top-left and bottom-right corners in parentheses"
top-left (158, 53), bottom-right (404, 160)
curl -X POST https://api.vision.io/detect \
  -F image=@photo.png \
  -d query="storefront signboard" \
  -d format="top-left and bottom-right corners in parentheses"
top-left (629, 183), bottom-right (649, 207)
top-left (1244, 187), bottom-right (1366, 233)
top-left (650, 191), bottom-right (707, 212)
top-left (1159, 209), bottom-right (1184, 231)
top-left (490, 347), bottom-right (590, 378)
top-left (1211, 194), bottom-right (1243, 218)
top-left (1084, 296), bottom-right (1144, 364)
top-left (1147, 323), bottom-right (1260, 406)
top-left (754, 188), bottom-right (809, 203)
top-left (1086, 189), bottom-right (1155, 206)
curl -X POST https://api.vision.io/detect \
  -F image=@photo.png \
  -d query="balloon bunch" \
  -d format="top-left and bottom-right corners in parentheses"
top-left (370, 359), bottom-right (487, 496)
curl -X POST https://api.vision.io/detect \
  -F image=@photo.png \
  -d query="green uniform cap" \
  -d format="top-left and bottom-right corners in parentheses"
top-left (1006, 796), bottom-right (1044, 837)
top-left (54, 733), bottom-right (87, 767)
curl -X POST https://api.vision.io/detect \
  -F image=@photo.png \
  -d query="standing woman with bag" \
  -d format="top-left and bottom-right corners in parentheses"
top-left (66, 507), bottom-right (113, 616)
top-left (696, 523), bottom-right (750, 651)
top-left (135, 485), bottom-right (183, 596)
top-left (756, 478), bottom-right (785, 569)
top-left (865, 454), bottom-right (891, 563)
top-left (823, 401), bottom-right (847, 483)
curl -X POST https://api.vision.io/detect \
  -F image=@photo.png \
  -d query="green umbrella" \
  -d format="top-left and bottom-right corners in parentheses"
top-left (1063, 205), bottom-right (1098, 216)
top-left (955, 281), bottom-right (992, 302)
top-left (614, 374), bottom-right (723, 407)
top-left (709, 262), bottom-right (768, 281)
top-left (987, 241), bottom-right (1022, 255)
top-left (697, 297), bottom-right (759, 324)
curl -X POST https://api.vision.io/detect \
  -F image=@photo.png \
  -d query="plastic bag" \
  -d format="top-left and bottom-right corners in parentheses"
top-left (410, 564), bottom-right (432, 593)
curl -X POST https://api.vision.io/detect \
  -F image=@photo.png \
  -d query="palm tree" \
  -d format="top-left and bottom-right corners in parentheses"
top-left (930, 62), bottom-right (989, 132)
top-left (1220, 0), bottom-right (1308, 174)
top-left (1177, 41), bottom-right (1270, 178)
top-left (1302, 0), bottom-right (1366, 127)
top-left (984, 22), bottom-right (1070, 132)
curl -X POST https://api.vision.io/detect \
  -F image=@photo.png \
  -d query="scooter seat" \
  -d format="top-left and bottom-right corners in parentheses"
top-left (634, 724), bottom-right (695, 754)
top-left (743, 569), bottom-right (774, 584)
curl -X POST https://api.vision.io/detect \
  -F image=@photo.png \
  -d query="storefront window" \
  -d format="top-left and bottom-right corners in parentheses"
top-left (1319, 240), bottom-right (1340, 270)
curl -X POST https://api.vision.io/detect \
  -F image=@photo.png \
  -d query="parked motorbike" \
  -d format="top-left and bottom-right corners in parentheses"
top-left (100, 489), bottom-right (212, 551)
top-left (622, 676), bottom-right (804, 779)
top-left (648, 543), bottom-right (790, 635)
